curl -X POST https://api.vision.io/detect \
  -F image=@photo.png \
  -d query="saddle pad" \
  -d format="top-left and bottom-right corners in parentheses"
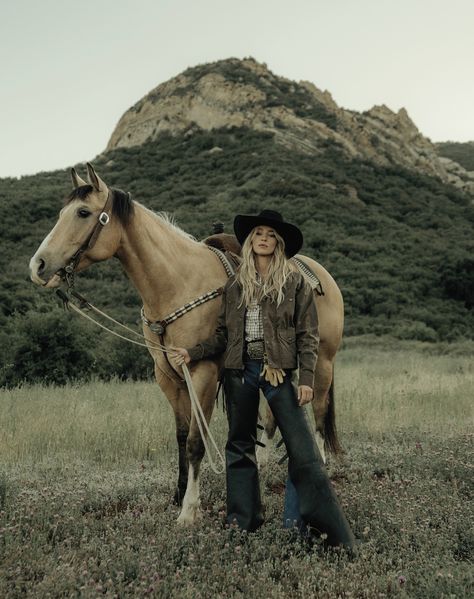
top-left (292, 256), bottom-right (324, 296)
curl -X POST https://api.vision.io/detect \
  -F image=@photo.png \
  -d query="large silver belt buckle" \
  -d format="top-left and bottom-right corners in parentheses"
top-left (247, 340), bottom-right (264, 359)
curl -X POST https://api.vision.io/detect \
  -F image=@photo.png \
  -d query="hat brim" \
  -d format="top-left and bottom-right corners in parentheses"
top-left (233, 214), bottom-right (303, 258)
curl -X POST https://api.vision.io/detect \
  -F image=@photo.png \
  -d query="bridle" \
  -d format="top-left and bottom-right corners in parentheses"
top-left (59, 189), bottom-right (113, 288)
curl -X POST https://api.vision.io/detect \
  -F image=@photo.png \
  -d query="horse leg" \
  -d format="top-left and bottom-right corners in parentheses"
top-left (256, 394), bottom-right (277, 468)
top-left (311, 356), bottom-right (342, 463)
top-left (173, 400), bottom-right (191, 505)
top-left (154, 363), bottom-right (190, 505)
top-left (177, 362), bottom-right (219, 526)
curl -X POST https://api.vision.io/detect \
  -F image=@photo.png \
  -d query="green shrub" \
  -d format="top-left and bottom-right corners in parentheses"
top-left (1, 310), bottom-right (98, 386)
top-left (393, 321), bottom-right (439, 343)
top-left (442, 257), bottom-right (474, 308)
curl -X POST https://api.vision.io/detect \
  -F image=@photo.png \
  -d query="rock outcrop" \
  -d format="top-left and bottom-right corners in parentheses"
top-left (106, 58), bottom-right (474, 194)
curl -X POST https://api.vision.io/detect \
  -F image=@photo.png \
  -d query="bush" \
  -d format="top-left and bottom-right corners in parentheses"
top-left (393, 321), bottom-right (439, 343)
top-left (442, 257), bottom-right (474, 308)
top-left (1, 310), bottom-right (99, 387)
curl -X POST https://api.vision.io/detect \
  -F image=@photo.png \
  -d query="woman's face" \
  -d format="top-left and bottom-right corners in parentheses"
top-left (251, 225), bottom-right (278, 257)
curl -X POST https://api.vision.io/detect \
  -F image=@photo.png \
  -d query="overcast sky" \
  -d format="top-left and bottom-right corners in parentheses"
top-left (1, 0), bottom-right (473, 178)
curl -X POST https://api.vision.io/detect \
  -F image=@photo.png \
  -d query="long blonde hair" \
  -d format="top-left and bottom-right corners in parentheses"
top-left (236, 227), bottom-right (293, 307)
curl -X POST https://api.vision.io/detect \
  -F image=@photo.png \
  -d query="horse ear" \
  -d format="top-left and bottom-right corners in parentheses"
top-left (86, 162), bottom-right (107, 192)
top-left (71, 168), bottom-right (88, 189)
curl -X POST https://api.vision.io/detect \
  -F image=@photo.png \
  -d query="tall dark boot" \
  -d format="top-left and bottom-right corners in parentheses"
top-left (268, 378), bottom-right (356, 550)
top-left (224, 369), bottom-right (264, 532)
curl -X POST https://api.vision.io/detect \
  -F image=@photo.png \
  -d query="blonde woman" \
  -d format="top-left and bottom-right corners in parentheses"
top-left (173, 210), bottom-right (355, 550)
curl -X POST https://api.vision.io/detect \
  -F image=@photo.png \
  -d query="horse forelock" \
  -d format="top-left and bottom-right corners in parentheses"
top-left (65, 185), bottom-right (94, 204)
top-left (64, 185), bottom-right (134, 225)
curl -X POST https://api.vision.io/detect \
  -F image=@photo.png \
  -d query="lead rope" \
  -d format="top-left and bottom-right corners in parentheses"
top-left (58, 290), bottom-right (225, 475)
top-left (181, 365), bottom-right (225, 475)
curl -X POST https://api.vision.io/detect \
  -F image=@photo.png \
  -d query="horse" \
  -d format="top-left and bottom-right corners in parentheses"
top-left (28, 163), bottom-right (344, 525)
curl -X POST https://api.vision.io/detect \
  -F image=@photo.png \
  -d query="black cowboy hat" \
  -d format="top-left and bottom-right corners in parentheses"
top-left (233, 209), bottom-right (303, 258)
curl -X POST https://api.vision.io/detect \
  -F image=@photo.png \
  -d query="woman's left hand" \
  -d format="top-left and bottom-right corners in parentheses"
top-left (297, 385), bottom-right (313, 406)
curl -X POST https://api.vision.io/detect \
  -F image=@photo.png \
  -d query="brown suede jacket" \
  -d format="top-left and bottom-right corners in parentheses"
top-left (187, 271), bottom-right (319, 387)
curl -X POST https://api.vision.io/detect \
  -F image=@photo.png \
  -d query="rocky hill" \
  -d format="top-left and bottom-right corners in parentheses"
top-left (107, 57), bottom-right (474, 194)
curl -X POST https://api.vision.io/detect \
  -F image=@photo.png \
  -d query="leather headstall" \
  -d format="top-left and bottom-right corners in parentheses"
top-left (61, 189), bottom-right (113, 287)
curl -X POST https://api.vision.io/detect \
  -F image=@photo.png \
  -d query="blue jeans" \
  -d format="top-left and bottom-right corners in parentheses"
top-left (241, 359), bottom-right (302, 529)
top-left (283, 475), bottom-right (304, 530)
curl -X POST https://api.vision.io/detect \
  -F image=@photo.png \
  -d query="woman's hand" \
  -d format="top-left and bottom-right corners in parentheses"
top-left (297, 385), bottom-right (313, 406)
top-left (171, 347), bottom-right (191, 367)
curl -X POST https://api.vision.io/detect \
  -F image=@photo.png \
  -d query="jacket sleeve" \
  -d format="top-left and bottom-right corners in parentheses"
top-left (294, 275), bottom-right (319, 387)
top-left (187, 284), bottom-right (228, 361)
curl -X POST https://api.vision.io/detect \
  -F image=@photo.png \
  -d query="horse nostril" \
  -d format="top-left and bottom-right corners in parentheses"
top-left (37, 259), bottom-right (45, 276)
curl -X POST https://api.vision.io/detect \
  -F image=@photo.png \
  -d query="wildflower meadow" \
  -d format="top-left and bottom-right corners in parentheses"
top-left (0, 339), bottom-right (472, 597)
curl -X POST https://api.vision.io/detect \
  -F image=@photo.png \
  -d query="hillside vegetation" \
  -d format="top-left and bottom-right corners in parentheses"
top-left (437, 141), bottom-right (474, 171)
top-left (1, 128), bottom-right (473, 385)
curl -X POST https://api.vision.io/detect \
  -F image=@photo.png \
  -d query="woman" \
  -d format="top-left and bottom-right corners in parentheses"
top-left (173, 210), bottom-right (356, 550)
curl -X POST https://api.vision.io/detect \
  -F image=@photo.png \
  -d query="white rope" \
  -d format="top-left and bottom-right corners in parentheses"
top-left (182, 363), bottom-right (225, 474)
top-left (67, 303), bottom-right (166, 351)
top-left (67, 298), bottom-right (226, 474)
top-left (79, 300), bottom-right (160, 343)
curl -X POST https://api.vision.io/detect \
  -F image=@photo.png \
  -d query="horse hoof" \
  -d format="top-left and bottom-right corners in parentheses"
top-left (176, 505), bottom-right (201, 526)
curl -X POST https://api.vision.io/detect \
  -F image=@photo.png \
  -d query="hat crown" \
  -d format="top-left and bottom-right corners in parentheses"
top-left (233, 208), bottom-right (303, 258)
top-left (257, 209), bottom-right (283, 223)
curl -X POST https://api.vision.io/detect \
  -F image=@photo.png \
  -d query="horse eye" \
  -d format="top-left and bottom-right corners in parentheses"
top-left (77, 209), bottom-right (91, 218)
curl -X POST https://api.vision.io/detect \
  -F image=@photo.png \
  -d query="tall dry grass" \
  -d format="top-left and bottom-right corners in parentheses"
top-left (1, 343), bottom-right (471, 465)
top-left (337, 344), bottom-right (473, 436)
top-left (0, 379), bottom-right (181, 465)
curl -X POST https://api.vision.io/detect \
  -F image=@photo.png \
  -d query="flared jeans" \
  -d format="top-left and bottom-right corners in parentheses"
top-left (223, 359), bottom-right (356, 549)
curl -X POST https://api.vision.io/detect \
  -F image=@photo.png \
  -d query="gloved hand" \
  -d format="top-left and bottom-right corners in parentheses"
top-left (261, 364), bottom-right (286, 387)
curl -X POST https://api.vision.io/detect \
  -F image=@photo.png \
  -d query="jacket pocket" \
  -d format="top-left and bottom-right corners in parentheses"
top-left (278, 330), bottom-right (296, 344)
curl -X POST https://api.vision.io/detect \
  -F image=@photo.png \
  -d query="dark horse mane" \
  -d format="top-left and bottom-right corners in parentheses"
top-left (65, 185), bottom-right (134, 225)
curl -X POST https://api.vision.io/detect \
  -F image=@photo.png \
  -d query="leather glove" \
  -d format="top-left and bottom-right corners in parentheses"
top-left (261, 364), bottom-right (286, 387)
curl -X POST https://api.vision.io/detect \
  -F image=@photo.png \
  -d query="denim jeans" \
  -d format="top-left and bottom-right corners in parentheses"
top-left (241, 359), bottom-right (302, 529)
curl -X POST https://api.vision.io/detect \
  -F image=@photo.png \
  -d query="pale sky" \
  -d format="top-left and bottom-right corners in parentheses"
top-left (1, 0), bottom-right (473, 178)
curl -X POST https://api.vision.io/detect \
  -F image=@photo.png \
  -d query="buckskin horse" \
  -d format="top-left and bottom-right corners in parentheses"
top-left (28, 164), bottom-right (344, 525)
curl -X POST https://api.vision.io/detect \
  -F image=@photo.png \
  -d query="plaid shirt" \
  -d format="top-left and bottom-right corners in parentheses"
top-left (245, 273), bottom-right (264, 342)
top-left (245, 301), bottom-right (264, 342)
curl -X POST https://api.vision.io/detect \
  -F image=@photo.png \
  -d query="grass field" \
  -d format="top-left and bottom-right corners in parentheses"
top-left (0, 340), bottom-right (473, 597)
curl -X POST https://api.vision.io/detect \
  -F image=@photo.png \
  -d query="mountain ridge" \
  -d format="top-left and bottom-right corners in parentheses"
top-left (105, 57), bottom-right (474, 195)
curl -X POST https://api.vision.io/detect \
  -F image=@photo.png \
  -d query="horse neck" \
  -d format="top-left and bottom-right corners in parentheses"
top-left (116, 204), bottom-right (219, 319)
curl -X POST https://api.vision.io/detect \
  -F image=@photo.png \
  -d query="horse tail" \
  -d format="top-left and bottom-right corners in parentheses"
top-left (324, 367), bottom-right (343, 455)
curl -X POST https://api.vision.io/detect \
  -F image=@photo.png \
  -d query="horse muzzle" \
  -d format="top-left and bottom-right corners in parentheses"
top-left (29, 255), bottom-right (63, 288)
